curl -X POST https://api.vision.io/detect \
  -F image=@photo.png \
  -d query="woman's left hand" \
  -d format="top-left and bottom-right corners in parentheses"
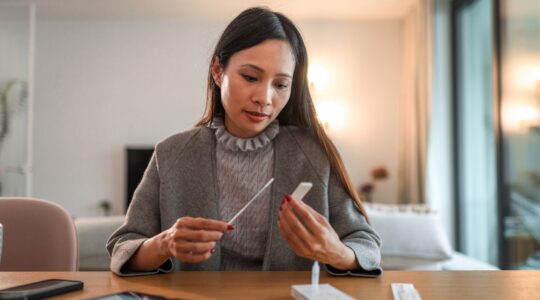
top-left (278, 195), bottom-right (359, 271)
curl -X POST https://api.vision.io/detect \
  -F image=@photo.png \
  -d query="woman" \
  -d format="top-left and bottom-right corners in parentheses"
top-left (107, 7), bottom-right (382, 277)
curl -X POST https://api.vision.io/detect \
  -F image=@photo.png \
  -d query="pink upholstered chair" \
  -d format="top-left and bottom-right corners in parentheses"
top-left (0, 197), bottom-right (79, 271)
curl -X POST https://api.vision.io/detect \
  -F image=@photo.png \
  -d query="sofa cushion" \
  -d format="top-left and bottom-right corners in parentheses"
top-left (75, 216), bottom-right (124, 271)
top-left (442, 251), bottom-right (499, 270)
top-left (365, 203), bottom-right (453, 269)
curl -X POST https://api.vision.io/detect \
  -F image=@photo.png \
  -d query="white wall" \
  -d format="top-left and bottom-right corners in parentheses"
top-left (33, 16), bottom-right (401, 217)
top-left (300, 21), bottom-right (401, 204)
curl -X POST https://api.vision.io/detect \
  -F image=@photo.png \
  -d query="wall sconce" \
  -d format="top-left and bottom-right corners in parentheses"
top-left (531, 67), bottom-right (540, 132)
top-left (314, 100), bottom-right (345, 130)
top-left (503, 104), bottom-right (539, 132)
top-left (504, 67), bottom-right (540, 133)
top-left (531, 68), bottom-right (540, 83)
top-left (308, 64), bottom-right (346, 130)
top-left (308, 64), bottom-right (329, 92)
top-left (532, 67), bottom-right (540, 102)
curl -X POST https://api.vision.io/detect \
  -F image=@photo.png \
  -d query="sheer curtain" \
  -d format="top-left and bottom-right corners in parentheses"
top-left (398, 0), bottom-right (432, 204)
top-left (455, 0), bottom-right (498, 265)
top-left (427, 0), bottom-right (456, 247)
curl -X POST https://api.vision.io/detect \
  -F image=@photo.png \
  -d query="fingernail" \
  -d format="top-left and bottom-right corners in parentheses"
top-left (286, 195), bottom-right (292, 202)
top-left (211, 248), bottom-right (215, 253)
top-left (227, 224), bottom-right (234, 230)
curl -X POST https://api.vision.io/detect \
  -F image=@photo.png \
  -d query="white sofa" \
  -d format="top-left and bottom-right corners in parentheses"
top-left (75, 216), bottom-right (124, 271)
top-left (365, 203), bottom-right (498, 271)
top-left (74, 207), bottom-right (498, 271)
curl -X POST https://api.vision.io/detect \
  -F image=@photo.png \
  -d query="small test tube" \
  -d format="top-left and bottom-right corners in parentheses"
top-left (311, 261), bottom-right (320, 291)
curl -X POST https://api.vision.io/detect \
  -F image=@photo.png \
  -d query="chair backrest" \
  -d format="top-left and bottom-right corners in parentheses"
top-left (0, 197), bottom-right (79, 271)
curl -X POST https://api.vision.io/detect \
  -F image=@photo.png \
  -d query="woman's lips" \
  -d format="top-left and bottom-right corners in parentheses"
top-left (244, 110), bottom-right (269, 122)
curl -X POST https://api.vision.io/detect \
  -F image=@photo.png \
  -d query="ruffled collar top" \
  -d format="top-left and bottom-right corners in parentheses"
top-left (212, 117), bottom-right (279, 152)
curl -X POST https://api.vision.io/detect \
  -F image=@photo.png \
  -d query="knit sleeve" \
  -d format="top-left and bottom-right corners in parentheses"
top-left (106, 152), bottom-right (174, 276)
top-left (326, 171), bottom-right (383, 277)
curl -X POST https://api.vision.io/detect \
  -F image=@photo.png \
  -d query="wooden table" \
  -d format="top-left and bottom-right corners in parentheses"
top-left (1, 271), bottom-right (539, 299)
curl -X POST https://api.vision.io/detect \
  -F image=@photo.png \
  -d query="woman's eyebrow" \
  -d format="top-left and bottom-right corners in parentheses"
top-left (241, 63), bottom-right (292, 78)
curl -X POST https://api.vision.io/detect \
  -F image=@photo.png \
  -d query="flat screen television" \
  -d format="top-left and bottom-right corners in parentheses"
top-left (126, 147), bottom-right (154, 211)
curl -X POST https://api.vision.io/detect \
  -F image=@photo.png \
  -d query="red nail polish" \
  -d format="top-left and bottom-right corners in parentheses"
top-left (227, 224), bottom-right (234, 230)
top-left (286, 195), bottom-right (292, 202)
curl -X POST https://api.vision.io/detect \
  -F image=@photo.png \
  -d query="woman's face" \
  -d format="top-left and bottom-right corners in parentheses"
top-left (213, 39), bottom-right (296, 138)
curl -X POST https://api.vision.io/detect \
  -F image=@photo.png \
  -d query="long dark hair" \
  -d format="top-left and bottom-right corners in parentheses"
top-left (196, 7), bottom-right (369, 221)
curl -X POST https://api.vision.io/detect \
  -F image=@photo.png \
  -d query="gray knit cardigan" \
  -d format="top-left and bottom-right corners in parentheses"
top-left (106, 125), bottom-right (382, 277)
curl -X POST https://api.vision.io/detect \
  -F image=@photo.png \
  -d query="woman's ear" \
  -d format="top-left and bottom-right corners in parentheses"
top-left (211, 57), bottom-right (223, 88)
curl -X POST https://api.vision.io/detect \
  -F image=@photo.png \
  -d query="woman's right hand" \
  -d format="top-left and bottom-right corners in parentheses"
top-left (162, 217), bottom-right (232, 264)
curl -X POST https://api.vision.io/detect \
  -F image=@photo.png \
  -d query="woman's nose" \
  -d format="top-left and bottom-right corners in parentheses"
top-left (252, 83), bottom-right (272, 106)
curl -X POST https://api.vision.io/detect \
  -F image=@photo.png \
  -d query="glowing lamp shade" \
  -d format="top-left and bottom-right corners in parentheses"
top-left (315, 101), bottom-right (345, 130)
top-left (308, 64), bottom-right (329, 91)
top-left (531, 68), bottom-right (540, 82)
top-left (503, 104), bottom-right (540, 132)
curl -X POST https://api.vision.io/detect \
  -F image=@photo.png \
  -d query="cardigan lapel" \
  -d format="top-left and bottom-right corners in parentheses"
top-left (172, 128), bottom-right (220, 220)
top-left (261, 127), bottom-right (328, 271)
top-left (166, 127), bottom-right (222, 270)
top-left (262, 128), bottom-right (311, 270)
